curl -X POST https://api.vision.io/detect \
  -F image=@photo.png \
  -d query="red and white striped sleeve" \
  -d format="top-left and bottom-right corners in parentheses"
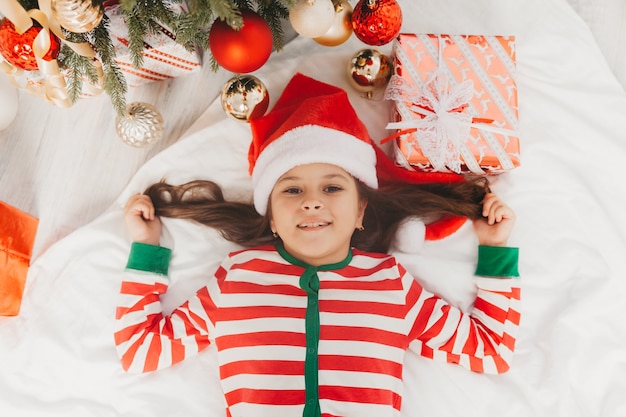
top-left (114, 243), bottom-right (217, 373)
top-left (407, 245), bottom-right (521, 374)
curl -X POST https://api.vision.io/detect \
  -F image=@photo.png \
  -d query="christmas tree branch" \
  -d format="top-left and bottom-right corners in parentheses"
top-left (91, 15), bottom-right (127, 114)
top-left (256, 0), bottom-right (292, 51)
top-left (208, 0), bottom-right (242, 27)
top-left (10, 0), bottom-right (297, 112)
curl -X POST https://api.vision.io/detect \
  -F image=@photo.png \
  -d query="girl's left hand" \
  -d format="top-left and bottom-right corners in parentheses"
top-left (472, 193), bottom-right (516, 247)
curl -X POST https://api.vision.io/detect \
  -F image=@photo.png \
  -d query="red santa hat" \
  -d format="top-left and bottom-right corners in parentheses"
top-left (248, 73), bottom-right (467, 243)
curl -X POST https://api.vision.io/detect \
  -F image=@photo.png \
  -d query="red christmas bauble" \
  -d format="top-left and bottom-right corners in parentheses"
top-left (0, 18), bottom-right (61, 71)
top-left (209, 9), bottom-right (274, 74)
top-left (351, 0), bottom-right (402, 46)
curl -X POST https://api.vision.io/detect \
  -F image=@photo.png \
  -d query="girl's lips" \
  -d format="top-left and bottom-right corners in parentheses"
top-left (297, 221), bottom-right (330, 229)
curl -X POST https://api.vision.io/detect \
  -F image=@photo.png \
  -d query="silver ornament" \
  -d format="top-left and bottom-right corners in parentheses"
top-left (347, 48), bottom-right (392, 98)
top-left (115, 102), bottom-right (164, 148)
top-left (220, 75), bottom-right (269, 122)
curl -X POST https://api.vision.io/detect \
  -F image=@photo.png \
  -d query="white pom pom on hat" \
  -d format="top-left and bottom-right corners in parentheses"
top-left (392, 217), bottom-right (427, 253)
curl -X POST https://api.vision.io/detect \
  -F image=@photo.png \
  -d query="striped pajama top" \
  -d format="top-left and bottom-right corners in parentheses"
top-left (115, 243), bottom-right (520, 417)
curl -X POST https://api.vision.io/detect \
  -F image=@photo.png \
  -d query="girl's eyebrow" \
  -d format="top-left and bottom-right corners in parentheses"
top-left (276, 175), bottom-right (298, 183)
top-left (276, 173), bottom-right (350, 184)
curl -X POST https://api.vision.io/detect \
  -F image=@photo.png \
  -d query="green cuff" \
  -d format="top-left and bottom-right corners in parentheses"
top-left (475, 245), bottom-right (519, 278)
top-left (125, 242), bottom-right (172, 276)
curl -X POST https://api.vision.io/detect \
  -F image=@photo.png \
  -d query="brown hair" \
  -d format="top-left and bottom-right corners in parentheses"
top-left (145, 175), bottom-right (489, 253)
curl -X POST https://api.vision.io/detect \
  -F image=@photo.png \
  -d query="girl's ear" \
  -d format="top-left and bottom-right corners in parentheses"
top-left (266, 200), bottom-right (276, 233)
top-left (269, 214), bottom-right (275, 233)
top-left (357, 198), bottom-right (368, 228)
top-left (359, 197), bottom-right (368, 212)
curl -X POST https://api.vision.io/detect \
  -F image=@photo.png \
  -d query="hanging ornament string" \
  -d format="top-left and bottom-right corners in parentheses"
top-left (384, 36), bottom-right (518, 173)
top-left (0, 0), bottom-right (103, 106)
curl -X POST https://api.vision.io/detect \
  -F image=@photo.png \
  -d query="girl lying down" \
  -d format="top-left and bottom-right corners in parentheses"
top-left (114, 73), bottom-right (520, 417)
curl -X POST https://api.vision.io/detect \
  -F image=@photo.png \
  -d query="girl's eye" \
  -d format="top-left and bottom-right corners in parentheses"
top-left (324, 185), bottom-right (343, 193)
top-left (283, 187), bottom-right (301, 194)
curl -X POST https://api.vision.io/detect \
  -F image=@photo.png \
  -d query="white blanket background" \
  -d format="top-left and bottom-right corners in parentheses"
top-left (1, 0), bottom-right (626, 416)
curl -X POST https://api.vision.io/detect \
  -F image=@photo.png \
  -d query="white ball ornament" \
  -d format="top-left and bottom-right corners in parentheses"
top-left (314, 0), bottom-right (353, 47)
top-left (289, 0), bottom-right (336, 38)
top-left (0, 74), bottom-right (19, 131)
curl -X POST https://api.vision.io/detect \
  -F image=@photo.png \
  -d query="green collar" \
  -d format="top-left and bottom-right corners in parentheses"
top-left (275, 244), bottom-right (353, 271)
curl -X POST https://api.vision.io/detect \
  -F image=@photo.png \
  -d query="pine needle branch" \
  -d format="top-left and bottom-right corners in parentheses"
top-left (208, 0), bottom-right (242, 27)
top-left (256, 0), bottom-right (291, 51)
top-left (92, 14), bottom-right (128, 114)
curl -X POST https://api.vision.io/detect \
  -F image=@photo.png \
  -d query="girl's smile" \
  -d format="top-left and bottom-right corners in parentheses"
top-left (297, 219), bottom-right (331, 229)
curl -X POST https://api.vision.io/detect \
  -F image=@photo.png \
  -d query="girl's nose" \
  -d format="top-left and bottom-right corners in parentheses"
top-left (302, 195), bottom-right (323, 210)
top-left (303, 202), bottom-right (322, 210)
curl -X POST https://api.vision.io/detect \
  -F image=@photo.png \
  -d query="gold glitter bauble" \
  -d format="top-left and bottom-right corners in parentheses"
top-left (220, 75), bottom-right (270, 122)
top-left (115, 102), bottom-right (164, 148)
top-left (51, 0), bottom-right (104, 33)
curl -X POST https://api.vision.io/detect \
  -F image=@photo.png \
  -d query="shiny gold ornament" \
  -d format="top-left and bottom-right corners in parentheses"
top-left (220, 75), bottom-right (270, 122)
top-left (51, 0), bottom-right (104, 33)
top-left (314, 0), bottom-right (353, 47)
top-left (115, 102), bottom-right (164, 148)
top-left (347, 48), bottom-right (392, 98)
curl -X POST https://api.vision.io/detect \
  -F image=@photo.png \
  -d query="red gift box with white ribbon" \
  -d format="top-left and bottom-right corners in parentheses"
top-left (385, 33), bottom-right (521, 175)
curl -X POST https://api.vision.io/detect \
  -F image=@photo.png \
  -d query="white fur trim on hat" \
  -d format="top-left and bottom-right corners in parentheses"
top-left (252, 125), bottom-right (377, 215)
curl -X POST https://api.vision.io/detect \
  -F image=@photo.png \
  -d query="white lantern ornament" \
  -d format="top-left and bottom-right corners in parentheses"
top-left (115, 102), bottom-right (164, 148)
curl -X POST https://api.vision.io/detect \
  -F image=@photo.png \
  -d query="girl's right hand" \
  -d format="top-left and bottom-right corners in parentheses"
top-left (124, 194), bottom-right (162, 245)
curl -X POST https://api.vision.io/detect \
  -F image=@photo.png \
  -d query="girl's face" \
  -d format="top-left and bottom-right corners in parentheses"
top-left (269, 163), bottom-right (367, 266)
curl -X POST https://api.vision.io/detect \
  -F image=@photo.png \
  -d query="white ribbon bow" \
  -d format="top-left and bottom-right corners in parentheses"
top-left (385, 69), bottom-right (475, 173)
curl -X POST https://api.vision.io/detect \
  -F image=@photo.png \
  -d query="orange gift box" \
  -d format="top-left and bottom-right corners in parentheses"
top-left (386, 33), bottom-right (520, 174)
top-left (0, 201), bottom-right (38, 316)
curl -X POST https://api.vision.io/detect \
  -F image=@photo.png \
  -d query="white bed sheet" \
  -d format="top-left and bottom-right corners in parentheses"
top-left (1, 0), bottom-right (626, 416)
top-left (568, 0), bottom-right (626, 88)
